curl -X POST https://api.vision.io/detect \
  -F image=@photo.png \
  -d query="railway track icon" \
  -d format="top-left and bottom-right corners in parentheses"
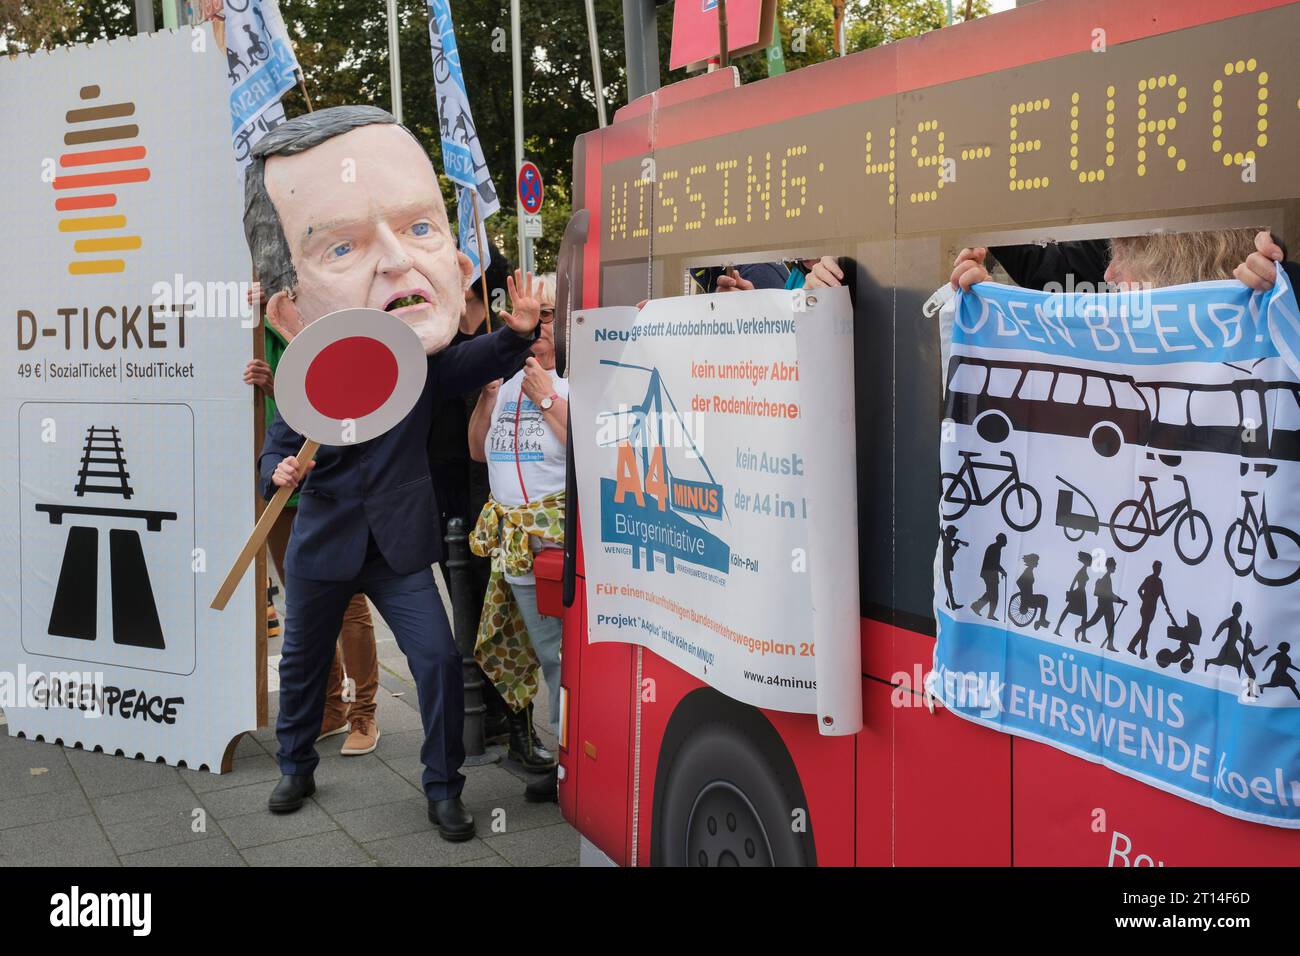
top-left (34, 424), bottom-right (176, 648)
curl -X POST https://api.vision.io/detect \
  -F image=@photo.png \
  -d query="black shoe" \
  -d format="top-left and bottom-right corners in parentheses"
top-left (483, 712), bottom-right (510, 747)
top-left (428, 797), bottom-right (476, 842)
top-left (268, 773), bottom-right (315, 813)
top-left (524, 768), bottom-right (558, 804)
top-left (507, 705), bottom-right (556, 772)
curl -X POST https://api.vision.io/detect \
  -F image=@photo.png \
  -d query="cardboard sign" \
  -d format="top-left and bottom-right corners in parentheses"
top-left (569, 289), bottom-right (862, 734)
top-left (0, 28), bottom-right (256, 771)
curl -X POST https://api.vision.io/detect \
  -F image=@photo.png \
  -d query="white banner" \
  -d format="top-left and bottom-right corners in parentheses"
top-left (220, 0), bottom-right (298, 175)
top-left (0, 28), bottom-right (256, 771)
top-left (932, 272), bottom-right (1300, 826)
top-left (426, 0), bottom-right (499, 280)
top-left (570, 289), bottom-right (861, 734)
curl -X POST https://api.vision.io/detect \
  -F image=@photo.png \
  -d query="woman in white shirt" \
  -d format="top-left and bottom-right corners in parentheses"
top-left (469, 271), bottom-right (567, 801)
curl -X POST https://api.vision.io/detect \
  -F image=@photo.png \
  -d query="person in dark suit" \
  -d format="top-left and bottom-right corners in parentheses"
top-left (244, 106), bottom-right (542, 842)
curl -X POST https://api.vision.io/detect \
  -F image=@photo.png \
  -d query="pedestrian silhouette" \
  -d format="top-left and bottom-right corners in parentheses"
top-left (1127, 560), bottom-right (1172, 660)
top-left (1014, 553), bottom-right (1049, 629)
top-left (1080, 556), bottom-right (1127, 649)
top-left (970, 533), bottom-right (1007, 621)
top-left (1204, 602), bottom-right (1250, 674)
top-left (1259, 642), bottom-right (1300, 700)
top-left (1054, 551), bottom-right (1091, 639)
top-left (941, 524), bottom-right (968, 611)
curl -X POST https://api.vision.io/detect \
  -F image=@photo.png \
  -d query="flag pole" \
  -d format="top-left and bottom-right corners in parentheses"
top-left (386, 0), bottom-right (403, 122)
top-left (471, 190), bottom-right (491, 332)
top-left (584, 0), bottom-right (608, 127)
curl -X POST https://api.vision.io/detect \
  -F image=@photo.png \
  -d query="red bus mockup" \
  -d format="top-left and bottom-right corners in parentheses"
top-left (532, 0), bottom-right (1300, 866)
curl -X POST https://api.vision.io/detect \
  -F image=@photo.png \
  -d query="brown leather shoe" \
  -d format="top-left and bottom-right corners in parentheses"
top-left (340, 716), bottom-right (379, 755)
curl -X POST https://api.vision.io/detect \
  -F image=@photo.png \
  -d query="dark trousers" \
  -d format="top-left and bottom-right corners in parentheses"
top-left (278, 555), bottom-right (465, 800)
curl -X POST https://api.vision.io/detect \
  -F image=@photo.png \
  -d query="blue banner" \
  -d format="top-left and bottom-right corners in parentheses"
top-left (934, 269), bottom-right (1300, 827)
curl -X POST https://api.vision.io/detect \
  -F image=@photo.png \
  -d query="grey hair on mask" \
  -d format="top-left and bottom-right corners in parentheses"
top-left (243, 105), bottom-right (424, 298)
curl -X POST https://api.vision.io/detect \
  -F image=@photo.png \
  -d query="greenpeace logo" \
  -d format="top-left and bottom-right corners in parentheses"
top-left (50, 886), bottom-right (151, 936)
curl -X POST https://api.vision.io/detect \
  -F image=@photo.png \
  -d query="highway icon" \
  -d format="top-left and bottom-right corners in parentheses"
top-left (20, 402), bottom-right (196, 674)
top-left (36, 425), bottom-right (176, 648)
top-left (596, 360), bottom-right (729, 576)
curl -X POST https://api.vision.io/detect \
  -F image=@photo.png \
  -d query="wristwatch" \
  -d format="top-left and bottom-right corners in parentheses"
top-left (539, 393), bottom-right (558, 411)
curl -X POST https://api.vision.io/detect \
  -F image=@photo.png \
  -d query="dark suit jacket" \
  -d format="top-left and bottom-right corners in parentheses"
top-left (259, 325), bottom-right (536, 582)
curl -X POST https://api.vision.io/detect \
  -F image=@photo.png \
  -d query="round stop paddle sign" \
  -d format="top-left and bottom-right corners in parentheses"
top-left (273, 308), bottom-right (427, 445)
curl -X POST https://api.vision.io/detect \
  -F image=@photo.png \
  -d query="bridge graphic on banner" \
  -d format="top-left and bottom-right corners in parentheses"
top-left (34, 425), bottom-right (176, 649)
top-left (596, 360), bottom-right (729, 576)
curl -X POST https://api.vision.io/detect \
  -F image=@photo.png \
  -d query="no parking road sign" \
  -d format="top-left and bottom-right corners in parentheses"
top-left (517, 161), bottom-right (544, 215)
top-left (211, 309), bottom-right (426, 609)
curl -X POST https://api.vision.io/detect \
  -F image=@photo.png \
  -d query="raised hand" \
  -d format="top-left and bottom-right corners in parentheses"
top-left (520, 357), bottom-right (552, 405)
top-left (803, 256), bottom-right (844, 289)
top-left (499, 269), bottom-right (543, 335)
top-left (950, 247), bottom-right (990, 291)
top-left (1234, 230), bottom-right (1285, 292)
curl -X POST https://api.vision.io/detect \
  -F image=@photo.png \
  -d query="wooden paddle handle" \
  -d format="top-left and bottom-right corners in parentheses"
top-left (211, 438), bottom-right (320, 611)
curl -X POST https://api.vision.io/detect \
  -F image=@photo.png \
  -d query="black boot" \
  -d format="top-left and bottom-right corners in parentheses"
top-left (507, 704), bottom-right (556, 772)
top-left (268, 773), bottom-right (315, 813)
top-left (524, 768), bottom-right (558, 803)
top-left (427, 797), bottom-right (476, 842)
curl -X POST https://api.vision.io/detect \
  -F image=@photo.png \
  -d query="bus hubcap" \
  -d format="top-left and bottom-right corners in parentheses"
top-left (685, 781), bottom-right (773, 866)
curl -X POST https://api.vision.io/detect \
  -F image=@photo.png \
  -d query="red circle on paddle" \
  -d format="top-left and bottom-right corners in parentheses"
top-left (304, 336), bottom-right (399, 420)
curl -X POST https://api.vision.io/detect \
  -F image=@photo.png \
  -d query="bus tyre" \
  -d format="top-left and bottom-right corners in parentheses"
top-left (1091, 424), bottom-right (1123, 457)
top-left (657, 721), bottom-right (812, 867)
top-left (975, 412), bottom-right (1010, 444)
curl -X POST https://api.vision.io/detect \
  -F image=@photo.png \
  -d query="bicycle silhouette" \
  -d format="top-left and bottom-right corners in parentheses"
top-left (1224, 489), bottom-right (1300, 586)
top-left (1109, 474), bottom-right (1211, 563)
top-left (941, 450), bottom-right (1041, 531)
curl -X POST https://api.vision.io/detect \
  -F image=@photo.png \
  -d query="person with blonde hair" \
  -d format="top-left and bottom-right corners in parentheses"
top-left (950, 229), bottom-right (1297, 294)
top-left (469, 270), bottom-right (567, 803)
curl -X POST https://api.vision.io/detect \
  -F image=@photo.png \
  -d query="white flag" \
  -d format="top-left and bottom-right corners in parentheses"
top-left (216, 0), bottom-right (300, 175)
top-left (427, 0), bottom-right (500, 279)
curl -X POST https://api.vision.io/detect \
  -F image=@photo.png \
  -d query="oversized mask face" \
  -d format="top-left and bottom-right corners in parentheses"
top-left (262, 123), bottom-right (471, 353)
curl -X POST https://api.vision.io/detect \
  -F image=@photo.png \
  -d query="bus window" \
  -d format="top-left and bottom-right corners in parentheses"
top-left (1053, 373), bottom-right (1083, 404)
top-left (1242, 389), bottom-right (1264, 431)
top-left (1271, 387), bottom-right (1300, 431)
top-left (1190, 390), bottom-right (1240, 427)
top-left (1158, 387), bottom-right (1190, 425)
top-left (987, 366), bottom-right (1021, 398)
top-left (1018, 369), bottom-right (1053, 401)
top-left (1113, 381), bottom-right (1148, 411)
top-left (949, 362), bottom-right (986, 394)
top-left (1083, 376), bottom-right (1112, 408)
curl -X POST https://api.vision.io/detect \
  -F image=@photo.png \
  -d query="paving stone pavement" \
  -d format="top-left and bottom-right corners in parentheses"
top-left (0, 579), bottom-right (578, 867)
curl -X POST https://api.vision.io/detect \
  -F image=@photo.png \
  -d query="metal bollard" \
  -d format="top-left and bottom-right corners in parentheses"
top-left (444, 517), bottom-right (499, 765)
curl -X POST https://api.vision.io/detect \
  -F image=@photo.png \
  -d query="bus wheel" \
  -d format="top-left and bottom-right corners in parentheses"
top-left (657, 721), bottom-right (812, 867)
top-left (1091, 424), bottom-right (1123, 457)
top-left (975, 412), bottom-right (1010, 444)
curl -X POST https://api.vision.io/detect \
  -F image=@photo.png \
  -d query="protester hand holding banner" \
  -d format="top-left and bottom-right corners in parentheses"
top-left (570, 289), bottom-right (861, 734)
top-left (931, 269), bottom-right (1300, 827)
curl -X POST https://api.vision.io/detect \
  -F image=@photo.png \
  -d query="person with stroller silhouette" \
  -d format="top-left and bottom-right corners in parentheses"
top-left (1127, 561), bottom-right (1173, 660)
